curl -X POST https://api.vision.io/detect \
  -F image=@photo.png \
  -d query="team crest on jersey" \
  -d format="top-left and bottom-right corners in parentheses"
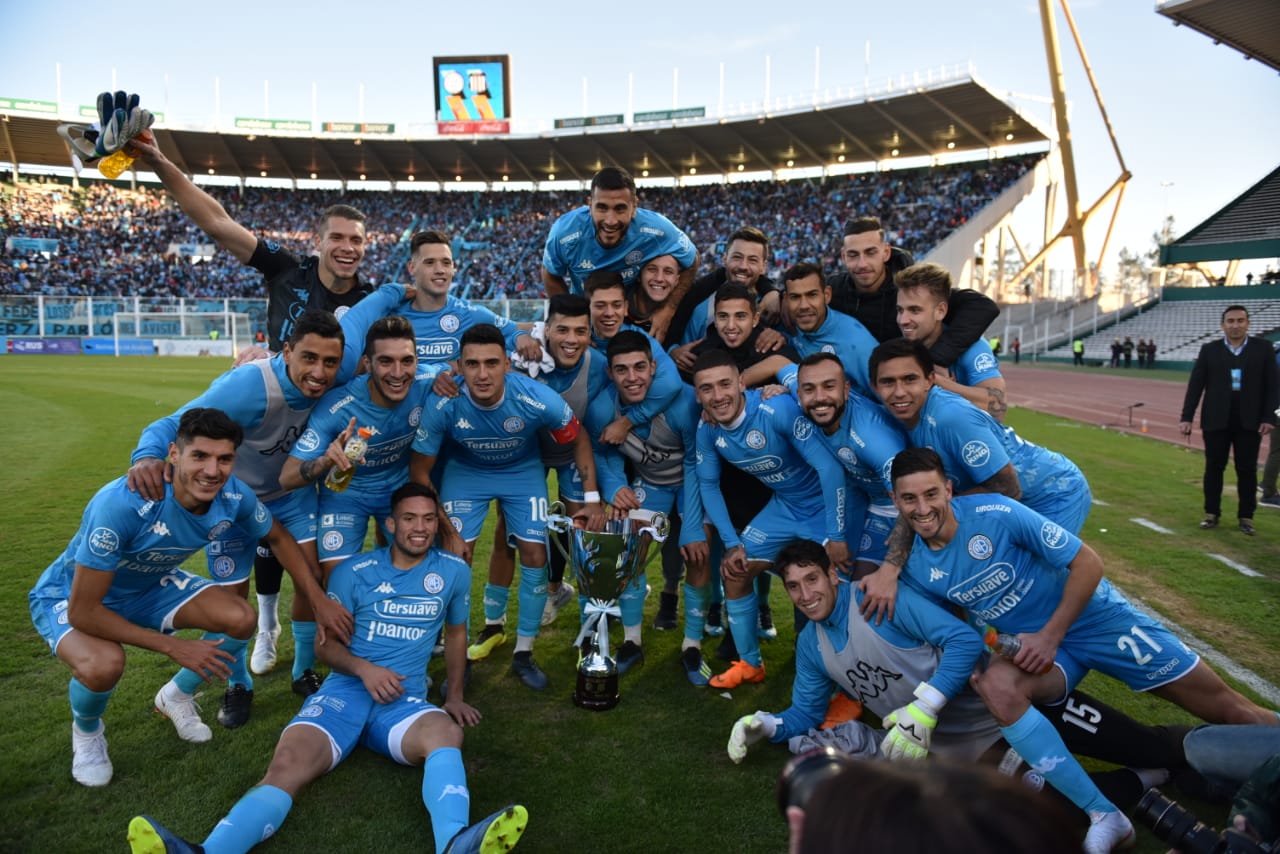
top-left (212, 556), bottom-right (236, 579)
top-left (860, 533), bottom-right (872, 551)
top-left (254, 503), bottom-right (269, 524)
top-left (294, 430), bottom-right (321, 454)
top-left (1040, 521), bottom-right (1068, 549)
top-left (821, 344), bottom-right (836, 355)
top-left (503, 417), bottom-right (525, 433)
top-left (624, 249), bottom-right (643, 266)
top-left (961, 440), bottom-right (991, 467)
top-left (322, 531), bottom-right (344, 552)
top-left (88, 527), bottom-right (119, 557)
top-left (450, 516), bottom-right (463, 532)
top-left (746, 429), bottom-right (766, 449)
top-left (634, 486), bottom-right (648, 503)
top-left (409, 406), bottom-right (423, 428)
top-left (440, 314), bottom-right (460, 333)
top-left (424, 573), bottom-right (445, 594)
top-left (837, 447), bottom-right (856, 464)
top-left (297, 704), bottom-right (323, 719)
top-left (967, 535), bottom-right (993, 560)
top-left (208, 520), bottom-right (232, 540)
top-left (974, 353), bottom-right (997, 372)
top-left (792, 417), bottom-right (813, 441)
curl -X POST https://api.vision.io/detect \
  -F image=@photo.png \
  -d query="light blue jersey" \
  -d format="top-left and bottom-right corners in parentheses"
top-left (908, 387), bottom-right (1090, 532)
top-left (324, 545), bottom-right (471, 698)
top-left (31, 476), bottom-right (270, 601)
top-left (589, 324), bottom-right (683, 428)
top-left (786, 308), bottom-right (879, 397)
top-left (949, 335), bottom-right (1002, 387)
top-left (695, 390), bottom-right (847, 552)
top-left (339, 284), bottom-right (531, 379)
top-left (542, 206), bottom-right (696, 294)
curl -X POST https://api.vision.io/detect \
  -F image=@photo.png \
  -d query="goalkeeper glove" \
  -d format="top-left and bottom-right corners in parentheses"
top-left (879, 682), bottom-right (946, 761)
top-left (95, 90), bottom-right (154, 156)
top-left (727, 711), bottom-right (779, 764)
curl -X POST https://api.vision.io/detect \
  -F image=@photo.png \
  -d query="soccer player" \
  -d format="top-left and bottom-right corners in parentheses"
top-left (626, 253), bottom-right (681, 332)
top-left (691, 349), bottom-right (849, 688)
top-left (780, 262), bottom-right (879, 398)
top-left (788, 353), bottom-right (905, 579)
top-left (895, 262), bottom-right (1007, 421)
top-left (127, 311), bottom-right (354, 727)
top-left (126, 483), bottom-right (528, 854)
top-left (128, 137), bottom-right (375, 684)
top-left (683, 282), bottom-right (798, 387)
top-left (889, 448), bottom-right (1279, 854)
top-left (541, 166), bottom-right (697, 340)
top-left (585, 331), bottom-right (711, 682)
top-left (29, 408), bottom-right (343, 787)
top-left (409, 324), bottom-right (605, 690)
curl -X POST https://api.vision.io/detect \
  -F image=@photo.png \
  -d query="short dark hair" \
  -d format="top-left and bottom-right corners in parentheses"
top-left (459, 323), bottom-right (507, 352)
top-left (895, 262), bottom-right (952, 304)
top-left (726, 226), bottom-right (770, 254)
top-left (869, 338), bottom-right (933, 382)
top-left (691, 348), bottom-right (739, 379)
top-left (410, 229), bottom-right (451, 255)
top-left (364, 315), bottom-right (416, 358)
top-left (606, 330), bottom-right (653, 365)
top-left (797, 352), bottom-right (844, 374)
top-left (176, 407), bottom-right (244, 448)
top-left (890, 447), bottom-right (947, 486)
top-left (319, 204), bottom-right (366, 233)
top-left (589, 166), bottom-right (636, 197)
top-left (714, 283), bottom-right (757, 308)
top-left (547, 294), bottom-right (589, 323)
top-left (390, 481), bottom-right (441, 516)
top-left (842, 216), bottom-right (886, 240)
top-left (782, 261), bottom-right (825, 288)
top-left (1222, 304), bottom-right (1249, 322)
top-left (584, 270), bottom-right (627, 298)
top-left (286, 309), bottom-right (344, 348)
top-left (773, 538), bottom-right (830, 581)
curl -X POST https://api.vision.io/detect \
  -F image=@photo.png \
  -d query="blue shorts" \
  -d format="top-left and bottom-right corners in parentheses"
top-left (740, 496), bottom-right (827, 563)
top-left (1027, 471), bottom-right (1092, 535)
top-left (442, 462), bottom-right (548, 544)
top-left (318, 489), bottom-right (392, 563)
top-left (1055, 602), bottom-right (1199, 696)
top-left (856, 502), bottom-right (897, 565)
top-left (207, 488), bottom-right (316, 583)
top-left (550, 461), bottom-right (586, 503)
top-left (29, 569), bottom-right (215, 655)
top-left (286, 673), bottom-right (444, 769)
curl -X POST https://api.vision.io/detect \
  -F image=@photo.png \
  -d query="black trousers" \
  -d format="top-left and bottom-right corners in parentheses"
top-left (1202, 426), bottom-right (1262, 519)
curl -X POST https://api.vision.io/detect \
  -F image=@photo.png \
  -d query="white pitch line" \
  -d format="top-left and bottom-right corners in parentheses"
top-left (1206, 552), bottom-right (1262, 578)
top-left (1130, 518), bottom-right (1173, 534)
top-left (1119, 588), bottom-right (1280, 707)
top-left (1092, 498), bottom-right (1110, 506)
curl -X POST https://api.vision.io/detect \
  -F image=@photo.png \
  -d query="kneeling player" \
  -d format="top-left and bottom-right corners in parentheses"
top-left (127, 483), bottom-right (527, 854)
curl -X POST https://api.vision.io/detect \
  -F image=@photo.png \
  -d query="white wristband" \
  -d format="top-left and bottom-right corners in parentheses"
top-left (583, 491), bottom-right (601, 504)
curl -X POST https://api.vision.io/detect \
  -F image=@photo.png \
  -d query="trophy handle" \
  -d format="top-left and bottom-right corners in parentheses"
top-left (635, 510), bottom-right (670, 544)
top-left (545, 500), bottom-right (576, 564)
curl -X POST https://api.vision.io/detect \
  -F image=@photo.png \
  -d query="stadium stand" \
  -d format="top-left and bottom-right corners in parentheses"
top-left (2, 155), bottom-right (1041, 301)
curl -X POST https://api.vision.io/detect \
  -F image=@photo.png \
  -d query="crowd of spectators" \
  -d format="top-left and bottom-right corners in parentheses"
top-left (1, 154), bottom-right (1039, 300)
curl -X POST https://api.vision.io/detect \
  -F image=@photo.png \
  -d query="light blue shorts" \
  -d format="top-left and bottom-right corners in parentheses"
top-left (286, 673), bottom-right (444, 768)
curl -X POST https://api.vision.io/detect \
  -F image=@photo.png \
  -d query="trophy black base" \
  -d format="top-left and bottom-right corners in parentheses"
top-left (573, 669), bottom-right (620, 711)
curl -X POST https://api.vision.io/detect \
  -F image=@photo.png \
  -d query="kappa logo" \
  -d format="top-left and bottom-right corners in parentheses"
top-left (715, 436), bottom-right (727, 449)
top-left (745, 429), bottom-right (766, 449)
top-left (929, 567), bottom-right (948, 583)
top-left (961, 440), bottom-right (991, 467)
top-left (438, 784), bottom-right (469, 801)
top-left (456, 418), bottom-right (474, 430)
top-left (1032, 755), bottom-right (1068, 774)
top-left (424, 573), bottom-right (445, 594)
top-left (967, 535), bottom-right (993, 560)
top-left (440, 314), bottom-right (460, 333)
top-left (375, 581), bottom-right (396, 595)
top-left (1040, 521), bottom-right (1069, 549)
top-left (150, 521), bottom-right (171, 537)
top-left (576, 259), bottom-right (596, 271)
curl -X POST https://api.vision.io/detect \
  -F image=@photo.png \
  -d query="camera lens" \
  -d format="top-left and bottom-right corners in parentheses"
top-left (1134, 790), bottom-right (1222, 854)
top-left (776, 747), bottom-right (856, 817)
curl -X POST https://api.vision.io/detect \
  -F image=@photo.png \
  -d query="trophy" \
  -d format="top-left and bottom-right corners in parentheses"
top-left (547, 503), bottom-right (668, 710)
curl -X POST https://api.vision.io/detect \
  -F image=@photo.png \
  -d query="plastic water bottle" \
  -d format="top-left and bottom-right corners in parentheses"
top-left (97, 150), bottom-right (135, 179)
top-left (324, 427), bottom-right (372, 492)
top-left (983, 627), bottom-right (1052, 674)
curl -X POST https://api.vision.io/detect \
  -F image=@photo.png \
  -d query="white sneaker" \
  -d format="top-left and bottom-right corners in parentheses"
top-left (1084, 810), bottom-right (1135, 854)
top-left (540, 582), bottom-right (576, 626)
top-left (250, 626), bottom-right (281, 675)
top-left (154, 686), bottom-right (212, 743)
top-left (71, 722), bottom-right (112, 787)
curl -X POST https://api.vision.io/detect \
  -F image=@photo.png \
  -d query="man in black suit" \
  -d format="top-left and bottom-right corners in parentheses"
top-left (1180, 304), bottom-right (1278, 535)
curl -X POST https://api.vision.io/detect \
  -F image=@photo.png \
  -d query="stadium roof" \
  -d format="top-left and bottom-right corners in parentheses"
top-left (0, 76), bottom-right (1046, 184)
top-left (1159, 164), bottom-right (1280, 264)
top-left (1156, 0), bottom-right (1280, 73)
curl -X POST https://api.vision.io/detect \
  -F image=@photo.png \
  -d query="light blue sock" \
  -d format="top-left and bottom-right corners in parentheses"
top-left (483, 583), bottom-right (510, 625)
top-left (69, 678), bottom-right (113, 733)
top-left (202, 784), bottom-right (293, 854)
top-left (516, 565), bottom-right (547, 638)
top-left (1001, 707), bottom-right (1116, 814)
top-left (172, 632), bottom-right (247, 694)
top-left (292, 621), bottom-right (316, 680)
top-left (424, 747), bottom-right (470, 854)
top-left (726, 593), bottom-right (761, 667)
top-left (619, 576), bottom-right (646, 631)
top-left (683, 582), bottom-right (709, 642)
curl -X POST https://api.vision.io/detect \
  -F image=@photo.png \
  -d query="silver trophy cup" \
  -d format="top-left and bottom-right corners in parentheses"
top-left (547, 504), bottom-right (668, 710)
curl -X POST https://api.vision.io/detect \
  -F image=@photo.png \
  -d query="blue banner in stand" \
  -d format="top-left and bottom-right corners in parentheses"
top-left (83, 338), bottom-right (155, 356)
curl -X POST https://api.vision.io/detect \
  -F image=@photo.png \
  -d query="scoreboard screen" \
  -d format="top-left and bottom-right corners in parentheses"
top-left (433, 55), bottom-right (511, 134)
